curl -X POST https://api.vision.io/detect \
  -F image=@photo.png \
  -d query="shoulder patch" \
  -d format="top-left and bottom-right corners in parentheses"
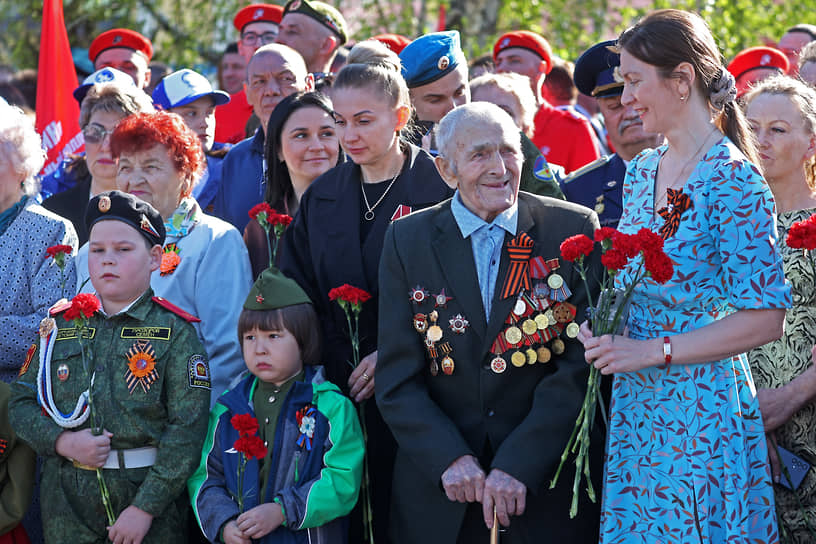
top-left (188, 354), bottom-right (211, 390)
top-left (49, 299), bottom-right (71, 316)
top-left (152, 296), bottom-right (201, 323)
top-left (19, 344), bottom-right (36, 376)
top-left (562, 156), bottom-right (609, 184)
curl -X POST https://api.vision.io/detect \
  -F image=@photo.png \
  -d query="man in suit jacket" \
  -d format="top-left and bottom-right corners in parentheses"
top-left (376, 102), bottom-right (604, 543)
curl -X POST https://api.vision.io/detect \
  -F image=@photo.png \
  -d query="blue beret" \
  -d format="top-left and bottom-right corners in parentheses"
top-left (574, 40), bottom-right (622, 98)
top-left (400, 31), bottom-right (466, 88)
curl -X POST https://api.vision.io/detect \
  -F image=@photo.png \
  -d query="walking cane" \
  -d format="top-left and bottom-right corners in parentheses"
top-left (490, 506), bottom-right (499, 544)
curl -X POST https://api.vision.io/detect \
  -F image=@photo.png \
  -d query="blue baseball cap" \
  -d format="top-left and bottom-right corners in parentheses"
top-left (73, 67), bottom-right (136, 104)
top-left (399, 31), bottom-right (466, 88)
top-left (151, 69), bottom-right (230, 110)
top-left (573, 40), bottom-right (622, 98)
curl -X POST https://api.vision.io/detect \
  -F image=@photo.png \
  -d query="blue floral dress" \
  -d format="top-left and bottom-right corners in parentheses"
top-left (602, 136), bottom-right (791, 543)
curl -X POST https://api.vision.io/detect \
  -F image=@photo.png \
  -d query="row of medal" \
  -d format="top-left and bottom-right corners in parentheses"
top-left (410, 287), bottom-right (467, 377)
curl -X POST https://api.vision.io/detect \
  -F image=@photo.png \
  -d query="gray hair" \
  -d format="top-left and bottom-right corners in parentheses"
top-left (250, 44), bottom-right (309, 82)
top-left (0, 102), bottom-right (45, 196)
top-left (435, 102), bottom-right (521, 164)
top-left (799, 40), bottom-right (816, 70)
top-left (470, 72), bottom-right (537, 137)
top-left (79, 83), bottom-right (154, 128)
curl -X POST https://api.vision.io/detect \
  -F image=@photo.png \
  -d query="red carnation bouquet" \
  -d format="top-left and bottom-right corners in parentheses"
top-left (230, 413), bottom-right (267, 513)
top-left (46, 244), bottom-right (73, 299)
top-left (786, 213), bottom-right (816, 276)
top-left (328, 284), bottom-right (374, 544)
top-left (249, 203), bottom-right (294, 268)
top-left (552, 227), bottom-right (673, 517)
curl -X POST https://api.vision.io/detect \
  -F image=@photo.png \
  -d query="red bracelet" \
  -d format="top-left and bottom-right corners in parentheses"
top-left (663, 336), bottom-right (672, 365)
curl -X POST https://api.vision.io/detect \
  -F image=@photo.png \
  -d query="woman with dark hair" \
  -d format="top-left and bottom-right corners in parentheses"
top-left (744, 76), bottom-right (816, 541)
top-left (578, 9), bottom-right (790, 541)
top-left (278, 40), bottom-right (453, 542)
top-left (76, 111), bottom-right (252, 405)
top-left (244, 91), bottom-right (341, 277)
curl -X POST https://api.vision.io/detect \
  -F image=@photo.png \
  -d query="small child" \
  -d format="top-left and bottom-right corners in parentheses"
top-left (10, 191), bottom-right (211, 543)
top-left (188, 267), bottom-right (364, 543)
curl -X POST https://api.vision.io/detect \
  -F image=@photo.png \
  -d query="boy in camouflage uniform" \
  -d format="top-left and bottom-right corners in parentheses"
top-left (10, 191), bottom-right (210, 544)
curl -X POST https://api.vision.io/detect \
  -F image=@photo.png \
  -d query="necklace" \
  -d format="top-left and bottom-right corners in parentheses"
top-left (654, 129), bottom-right (717, 211)
top-left (361, 166), bottom-right (401, 221)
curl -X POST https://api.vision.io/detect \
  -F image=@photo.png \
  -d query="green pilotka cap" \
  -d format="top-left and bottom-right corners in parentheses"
top-left (243, 267), bottom-right (312, 310)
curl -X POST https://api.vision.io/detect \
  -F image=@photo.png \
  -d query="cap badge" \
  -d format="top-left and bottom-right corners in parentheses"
top-left (613, 66), bottom-right (624, 83)
top-left (760, 54), bottom-right (771, 65)
top-left (98, 195), bottom-right (111, 212)
top-left (256, 294), bottom-right (265, 303)
top-left (501, 37), bottom-right (511, 48)
top-left (290, 0), bottom-right (302, 10)
top-left (253, 8), bottom-right (264, 19)
top-left (95, 70), bottom-right (115, 83)
top-left (113, 35), bottom-right (123, 44)
top-left (437, 55), bottom-right (450, 70)
top-left (140, 215), bottom-right (160, 238)
top-left (180, 71), bottom-right (196, 90)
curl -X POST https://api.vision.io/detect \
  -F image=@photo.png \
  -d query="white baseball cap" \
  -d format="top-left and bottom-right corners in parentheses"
top-left (73, 67), bottom-right (136, 104)
top-left (151, 69), bottom-right (230, 110)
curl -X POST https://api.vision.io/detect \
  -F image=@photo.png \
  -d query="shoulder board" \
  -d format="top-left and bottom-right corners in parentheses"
top-left (48, 299), bottom-right (72, 316)
top-left (562, 156), bottom-right (610, 184)
top-left (152, 296), bottom-right (201, 323)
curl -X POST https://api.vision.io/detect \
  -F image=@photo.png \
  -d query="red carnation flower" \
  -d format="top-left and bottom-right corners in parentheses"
top-left (248, 202), bottom-right (273, 220)
top-left (46, 244), bottom-right (73, 259)
top-left (560, 234), bottom-right (595, 262)
top-left (329, 284), bottom-right (372, 306)
top-left (634, 228), bottom-right (664, 255)
top-left (644, 250), bottom-right (674, 284)
top-left (234, 435), bottom-right (267, 460)
top-left (63, 293), bottom-right (101, 321)
top-left (231, 413), bottom-right (260, 437)
top-left (787, 216), bottom-right (816, 250)
top-left (269, 213), bottom-right (293, 227)
top-left (611, 231), bottom-right (639, 259)
top-left (601, 248), bottom-right (628, 271)
top-left (593, 227), bottom-right (616, 243)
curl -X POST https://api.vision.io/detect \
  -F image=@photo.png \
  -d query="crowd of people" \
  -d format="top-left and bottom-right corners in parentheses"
top-left (0, 3), bottom-right (816, 543)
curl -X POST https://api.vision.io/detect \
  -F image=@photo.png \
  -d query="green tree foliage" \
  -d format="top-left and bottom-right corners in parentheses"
top-left (0, 0), bottom-right (810, 72)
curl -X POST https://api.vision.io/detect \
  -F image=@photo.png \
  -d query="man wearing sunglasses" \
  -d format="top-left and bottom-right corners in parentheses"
top-left (215, 3), bottom-right (284, 145)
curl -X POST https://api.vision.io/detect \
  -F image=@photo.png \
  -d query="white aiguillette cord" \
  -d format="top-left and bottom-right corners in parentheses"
top-left (36, 328), bottom-right (91, 428)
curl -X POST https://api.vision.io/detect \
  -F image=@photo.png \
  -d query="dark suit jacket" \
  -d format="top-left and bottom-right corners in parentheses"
top-left (376, 192), bottom-right (604, 543)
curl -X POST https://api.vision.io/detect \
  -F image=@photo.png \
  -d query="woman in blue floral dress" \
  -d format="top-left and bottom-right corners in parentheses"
top-left (579, 10), bottom-right (791, 543)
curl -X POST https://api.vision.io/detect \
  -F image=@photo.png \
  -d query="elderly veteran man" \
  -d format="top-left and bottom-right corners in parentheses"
top-left (88, 29), bottom-right (153, 90)
top-left (401, 31), bottom-right (565, 200)
top-left (376, 102), bottom-right (604, 544)
top-left (276, 0), bottom-right (349, 79)
top-left (561, 40), bottom-right (663, 227)
top-left (214, 44), bottom-right (313, 231)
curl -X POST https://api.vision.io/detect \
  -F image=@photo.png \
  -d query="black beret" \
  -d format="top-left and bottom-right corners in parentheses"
top-left (86, 190), bottom-right (166, 247)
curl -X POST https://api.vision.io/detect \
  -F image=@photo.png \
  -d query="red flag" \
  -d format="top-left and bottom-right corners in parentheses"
top-left (437, 4), bottom-right (446, 31)
top-left (36, 0), bottom-right (83, 176)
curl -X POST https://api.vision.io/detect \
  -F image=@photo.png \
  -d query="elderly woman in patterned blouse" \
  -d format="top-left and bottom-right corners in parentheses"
top-left (0, 101), bottom-right (77, 382)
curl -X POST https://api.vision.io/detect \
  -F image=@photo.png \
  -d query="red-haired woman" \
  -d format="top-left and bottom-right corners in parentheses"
top-left (75, 111), bottom-right (252, 405)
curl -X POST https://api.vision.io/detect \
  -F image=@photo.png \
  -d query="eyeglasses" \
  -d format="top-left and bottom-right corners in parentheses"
top-left (82, 123), bottom-right (115, 144)
top-left (241, 31), bottom-right (278, 46)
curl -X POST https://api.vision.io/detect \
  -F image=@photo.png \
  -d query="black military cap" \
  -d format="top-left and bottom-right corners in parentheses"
top-left (574, 40), bottom-right (622, 98)
top-left (86, 190), bottom-right (166, 247)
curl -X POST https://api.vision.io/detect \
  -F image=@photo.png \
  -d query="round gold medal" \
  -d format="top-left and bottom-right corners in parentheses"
top-left (511, 351), bottom-right (527, 367)
top-left (536, 347), bottom-right (552, 363)
top-left (566, 322), bottom-right (580, 338)
top-left (545, 309), bottom-right (556, 326)
top-left (522, 319), bottom-right (538, 335)
top-left (504, 326), bottom-right (522, 345)
top-left (534, 314), bottom-right (549, 330)
top-left (551, 338), bottom-right (565, 355)
top-left (547, 273), bottom-right (564, 289)
top-left (427, 325), bottom-right (443, 342)
top-left (525, 348), bottom-right (537, 365)
top-left (440, 356), bottom-right (454, 375)
top-left (490, 356), bottom-right (507, 374)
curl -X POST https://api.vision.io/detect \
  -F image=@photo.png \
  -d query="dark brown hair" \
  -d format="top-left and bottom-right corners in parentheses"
top-left (618, 9), bottom-right (760, 165)
top-left (238, 303), bottom-right (322, 367)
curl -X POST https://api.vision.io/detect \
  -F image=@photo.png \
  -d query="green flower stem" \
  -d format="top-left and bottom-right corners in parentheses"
top-left (237, 455), bottom-right (246, 513)
top-left (358, 402), bottom-right (375, 544)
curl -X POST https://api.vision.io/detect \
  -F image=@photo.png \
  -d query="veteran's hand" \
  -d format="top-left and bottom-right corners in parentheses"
top-left (55, 428), bottom-right (112, 468)
top-left (348, 351), bottom-right (377, 403)
top-left (236, 502), bottom-right (284, 539)
top-left (222, 520), bottom-right (250, 544)
top-left (482, 469), bottom-right (526, 529)
top-left (107, 505), bottom-right (153, 544)
top-left (758, 387), bottom-right (796, 432)
top-left (441, 455), bottom-right (485, 504)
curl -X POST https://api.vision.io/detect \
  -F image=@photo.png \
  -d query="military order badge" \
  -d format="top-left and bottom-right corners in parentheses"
top-left (125, 340), bottom-right (159, 393)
